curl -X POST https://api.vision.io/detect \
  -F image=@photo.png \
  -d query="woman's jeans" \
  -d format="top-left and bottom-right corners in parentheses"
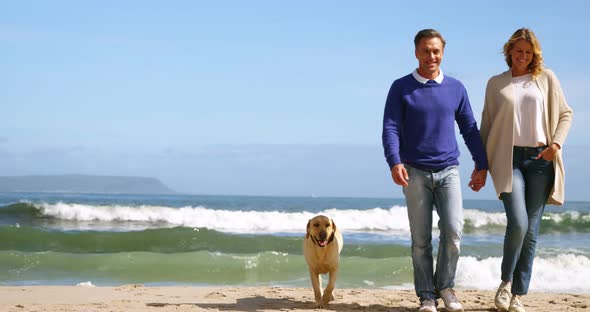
top-left (501, 146), bottom-right (554, 295)
top-left (403, 165), bottom-right (463, 301)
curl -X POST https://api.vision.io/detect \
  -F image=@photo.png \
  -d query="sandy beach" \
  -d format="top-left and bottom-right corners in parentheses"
top-left (0, 285), bottom-right (588, 312)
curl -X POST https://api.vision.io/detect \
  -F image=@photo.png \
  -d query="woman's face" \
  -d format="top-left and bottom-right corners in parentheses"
top-left (510, 39), bottom-right (534, 75)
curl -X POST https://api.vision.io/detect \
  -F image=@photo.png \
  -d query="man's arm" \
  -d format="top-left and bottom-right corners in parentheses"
top-left (455, 85), bottom-right (488, 171)
top-left (382, 80), bottom-right (407, 186)
top-left (455, 85), bottom-right (488, 191)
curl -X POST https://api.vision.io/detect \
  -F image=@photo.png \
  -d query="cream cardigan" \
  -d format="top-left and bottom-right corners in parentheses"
top-left (480, 69), bottom-right (573, 205)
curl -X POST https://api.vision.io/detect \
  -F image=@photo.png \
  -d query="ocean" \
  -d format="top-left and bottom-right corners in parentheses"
top-left (1, 192), bottom-right (588, 293)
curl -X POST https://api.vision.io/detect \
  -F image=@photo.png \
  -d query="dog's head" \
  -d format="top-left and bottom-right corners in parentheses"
top-left (306, 215), bottom-right (337, 248)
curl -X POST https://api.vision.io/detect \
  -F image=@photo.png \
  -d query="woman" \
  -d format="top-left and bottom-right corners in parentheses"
top-left (480, 28), bottom-right (573, 312)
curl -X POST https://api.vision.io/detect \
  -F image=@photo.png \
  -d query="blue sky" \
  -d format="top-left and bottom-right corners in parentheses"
top-left (0, 1), bottom-right (588, 200)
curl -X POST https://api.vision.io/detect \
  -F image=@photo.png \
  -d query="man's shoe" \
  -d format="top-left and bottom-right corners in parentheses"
top-left (418, 298), bottom-right (437, 312)
top-left (494, 281), bottom-right (511, 311)
top-left (439, 288), bottom-right (463, 312)
top-left (509, 295), bottom-right (525, 312)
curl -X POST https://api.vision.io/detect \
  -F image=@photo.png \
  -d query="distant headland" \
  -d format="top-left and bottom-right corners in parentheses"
top-left (0, 175), bottom-right (175, 194)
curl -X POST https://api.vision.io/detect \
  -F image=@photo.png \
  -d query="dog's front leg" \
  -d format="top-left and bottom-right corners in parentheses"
top-left (322, 269), bottom-right (338, 306)
top-left (309, 271), bottom-right (324, 308)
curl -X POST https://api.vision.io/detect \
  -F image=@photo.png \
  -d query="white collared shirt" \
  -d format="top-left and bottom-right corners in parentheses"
top-left (412, 69), bottom-right (444, 84)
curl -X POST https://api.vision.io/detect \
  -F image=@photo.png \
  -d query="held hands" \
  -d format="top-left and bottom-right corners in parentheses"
top-left (468, 168), bottom-right (487, 192)
top-left (391, 164), bottom-right (409, 186)
top-left (536, 143), bottom-right (560, 161)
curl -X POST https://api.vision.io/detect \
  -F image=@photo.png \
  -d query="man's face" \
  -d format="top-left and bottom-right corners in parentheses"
top-left (415, 37), bottom-right (444, 78)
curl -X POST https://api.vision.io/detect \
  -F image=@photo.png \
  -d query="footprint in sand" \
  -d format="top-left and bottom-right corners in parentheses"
top-left (205, 292), bottom-right (227, 299)
top-left (115, 284), bottom-right (145, 292)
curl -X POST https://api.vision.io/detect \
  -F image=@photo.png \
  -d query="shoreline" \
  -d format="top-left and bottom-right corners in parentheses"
top-left (1, 285), bottom-right (588, 311)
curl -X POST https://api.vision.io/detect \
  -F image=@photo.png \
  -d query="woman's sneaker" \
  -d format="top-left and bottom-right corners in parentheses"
top-left (509, 295), bottom-right (525, 312)
top-left (494, 281), bottom-right (511, 311)
top-left (418, 298), bottom-right (437, 312)
top-left (439, 288), bottom-right (463, 312)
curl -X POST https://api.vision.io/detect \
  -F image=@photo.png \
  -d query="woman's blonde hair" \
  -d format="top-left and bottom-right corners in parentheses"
top-left (503, 28), bottom-right (544, 78)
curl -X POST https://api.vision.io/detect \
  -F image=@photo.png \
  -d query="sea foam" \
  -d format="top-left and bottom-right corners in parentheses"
top-left (456, 254), bottom-right (590, 293)
top-left (33, 202), bottom-right (587, 234)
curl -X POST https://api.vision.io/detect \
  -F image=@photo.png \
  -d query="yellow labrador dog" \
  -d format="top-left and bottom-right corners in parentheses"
top-left (304, 215), bottom-right (343, 308)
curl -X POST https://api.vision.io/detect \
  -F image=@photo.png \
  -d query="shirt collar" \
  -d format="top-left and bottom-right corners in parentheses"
top-left (412, 69), bottom-right (444, 84)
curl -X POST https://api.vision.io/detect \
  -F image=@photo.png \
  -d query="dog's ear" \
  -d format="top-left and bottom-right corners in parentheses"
top-left (306, 220), bottom-right (310, 238)
top-left (331, 219), bottom-right (337, 231)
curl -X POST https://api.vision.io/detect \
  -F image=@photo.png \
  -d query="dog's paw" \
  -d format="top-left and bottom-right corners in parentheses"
top-left (321, 293), bottom-right (333, 306)
top-left (313, 301), bottom-right (326, 309)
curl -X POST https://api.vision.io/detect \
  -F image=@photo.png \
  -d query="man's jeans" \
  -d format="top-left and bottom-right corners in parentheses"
top-left (501, 146), bottom-right (554, 295)
top-left (403, 165), bottom-right (463, 301)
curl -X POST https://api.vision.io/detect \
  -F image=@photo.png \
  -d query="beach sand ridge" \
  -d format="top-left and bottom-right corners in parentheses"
top-left (0, 286), bottom-right (588, 311)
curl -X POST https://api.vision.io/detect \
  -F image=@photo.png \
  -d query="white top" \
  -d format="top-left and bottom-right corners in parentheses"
top-left (412, 69), bottom-right (444, 84)
top-left (512, 74), bottom-right (547, 147)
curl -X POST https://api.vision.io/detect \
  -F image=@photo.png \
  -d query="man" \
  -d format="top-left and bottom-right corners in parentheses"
top-left (382, 29), bottom-right (488, 312)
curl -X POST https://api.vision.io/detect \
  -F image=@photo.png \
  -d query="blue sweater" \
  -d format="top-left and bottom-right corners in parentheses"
top-left (382, 73), bottom-right (488, 171)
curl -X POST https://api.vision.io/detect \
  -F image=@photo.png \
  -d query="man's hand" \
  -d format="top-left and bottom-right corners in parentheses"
top-left (391, 164), bottom-right (409, 186)
top-left (536, 143), bottom-right (560, 161)
top-left (468, 168), bottom-right (487, 192)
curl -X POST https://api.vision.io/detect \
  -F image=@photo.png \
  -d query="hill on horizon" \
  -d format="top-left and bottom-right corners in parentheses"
top-left (0, 175), bottom-right (175, 194)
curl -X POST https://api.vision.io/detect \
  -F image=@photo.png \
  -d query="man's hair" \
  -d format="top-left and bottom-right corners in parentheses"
top-left (503, 28), bottom-right (544, 78)
top-left (414, 29), bottom-right (446, 48)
